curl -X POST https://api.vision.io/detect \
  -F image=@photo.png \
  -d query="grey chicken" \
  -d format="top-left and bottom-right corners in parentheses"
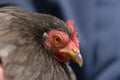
top-left (0, 6), bottom-right (83, 80)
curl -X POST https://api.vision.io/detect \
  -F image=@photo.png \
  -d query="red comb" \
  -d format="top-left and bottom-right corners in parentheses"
top-left (66, 20), bottom-right (79, 48)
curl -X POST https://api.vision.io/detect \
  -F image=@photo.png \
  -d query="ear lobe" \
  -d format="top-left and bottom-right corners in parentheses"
top-left (43, 32), bottom-right (51, 49)
top-left (43, 32), bottom-right (48, 41)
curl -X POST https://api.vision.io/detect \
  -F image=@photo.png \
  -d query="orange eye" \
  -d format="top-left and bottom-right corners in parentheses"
top-left (53, 35), bottom-right (62, 45)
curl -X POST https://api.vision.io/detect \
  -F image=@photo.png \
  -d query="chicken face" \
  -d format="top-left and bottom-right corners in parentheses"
top-left (43, 20), bottom-right (83, 67)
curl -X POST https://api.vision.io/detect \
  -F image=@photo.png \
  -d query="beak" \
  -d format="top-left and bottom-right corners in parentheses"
top-left (73, 52), bottom-right (83, 67)
top-left (59, 41), bottom-right (83, 67)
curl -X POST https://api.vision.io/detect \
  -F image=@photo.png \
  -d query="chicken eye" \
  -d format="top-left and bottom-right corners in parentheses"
top-left (53, 35), bottom-right (62, 45)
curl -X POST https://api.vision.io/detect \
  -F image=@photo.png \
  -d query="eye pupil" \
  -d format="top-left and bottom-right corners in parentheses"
top-left (56, 38), bottom-right (59, 41)
top-left (53, 35), bottom-right (62, 45)
top-left (55, 37), bottom-right (61, 42)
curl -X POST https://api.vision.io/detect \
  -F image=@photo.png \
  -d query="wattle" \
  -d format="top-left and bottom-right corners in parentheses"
top-left (53, 53), bottom-right (70, 63)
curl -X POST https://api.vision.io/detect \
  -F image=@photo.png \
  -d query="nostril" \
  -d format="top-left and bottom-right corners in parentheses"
top-left (72, 49), bottom-right (77, 53)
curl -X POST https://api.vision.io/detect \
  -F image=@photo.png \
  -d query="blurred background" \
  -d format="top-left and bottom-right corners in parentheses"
top-left (0, 0), bottom-right (120, 80)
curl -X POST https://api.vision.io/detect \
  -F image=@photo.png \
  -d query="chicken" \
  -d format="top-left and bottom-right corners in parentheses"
top-left (0, 6), bottom-right (83, 80)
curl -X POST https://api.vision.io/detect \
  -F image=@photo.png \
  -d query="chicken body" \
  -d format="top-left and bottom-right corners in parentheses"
top-left (0, 7), bottom-right (76, 80)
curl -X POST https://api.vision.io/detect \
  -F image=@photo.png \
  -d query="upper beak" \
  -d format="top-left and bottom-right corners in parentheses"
top-left (59, 41), bottom-right (83, 67)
